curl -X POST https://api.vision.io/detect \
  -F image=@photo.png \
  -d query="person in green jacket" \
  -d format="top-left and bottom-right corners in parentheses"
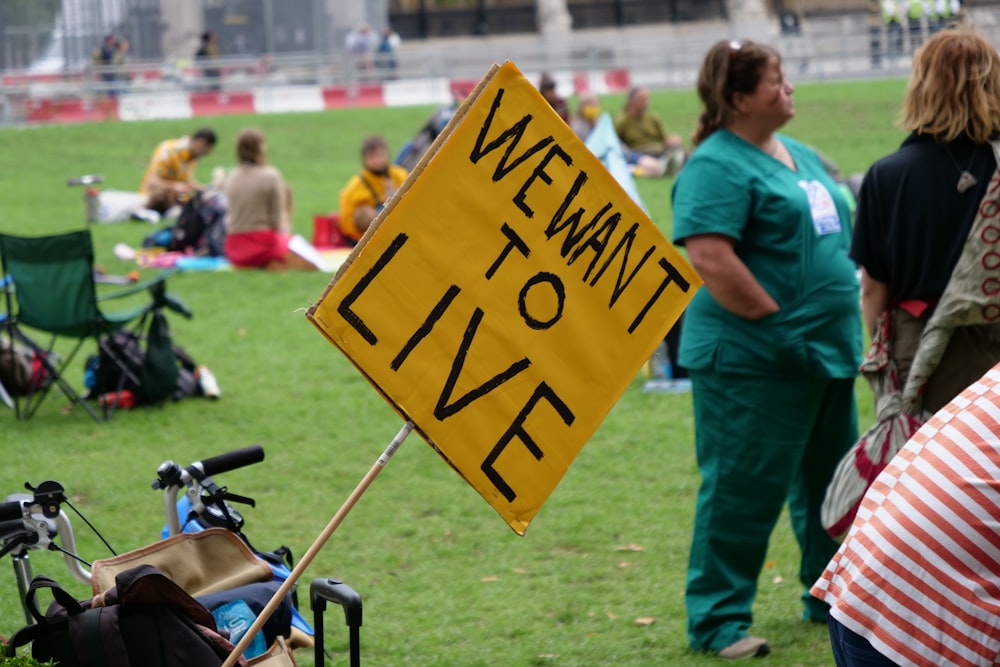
top-left (671, 39), bottom-right (862, 660)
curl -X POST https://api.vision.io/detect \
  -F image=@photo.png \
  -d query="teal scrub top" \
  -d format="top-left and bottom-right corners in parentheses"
top-left (671, 130), bottom-right (862, 378)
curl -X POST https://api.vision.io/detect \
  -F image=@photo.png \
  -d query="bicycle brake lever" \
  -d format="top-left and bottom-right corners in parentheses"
top-left (152, 460), bottom-right (181, 490)
top-left (25, 481), bottom-right (67, 519)
top-left (214, 491), bottom-right (256, 508)
top-left (0, 520), bottom-right (44, 558)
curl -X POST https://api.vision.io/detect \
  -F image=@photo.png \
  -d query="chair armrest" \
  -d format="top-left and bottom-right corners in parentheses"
top-left (97, 269), bottom-right (192, 319)
top-left (96, 268), bottom-right (179, 302)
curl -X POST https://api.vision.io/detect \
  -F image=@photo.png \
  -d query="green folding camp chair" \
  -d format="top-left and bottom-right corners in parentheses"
top-left (0, 229), bottom-right (190, 421)
top-left (0, 275), bottom-right (15, 410)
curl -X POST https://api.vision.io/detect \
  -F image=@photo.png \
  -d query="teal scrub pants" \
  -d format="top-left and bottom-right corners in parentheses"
top-left (685, 371), bottom-right (858, 653)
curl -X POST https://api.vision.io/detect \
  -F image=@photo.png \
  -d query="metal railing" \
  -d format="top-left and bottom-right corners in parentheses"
top-left (2, 10), bottom-right (999, 126)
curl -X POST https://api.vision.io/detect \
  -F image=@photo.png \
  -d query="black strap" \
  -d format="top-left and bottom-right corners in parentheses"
top-left (359, 174), bottom-right (383, 207)
top-left (24, 574), bottom-right (85, 624)
top-left (257, 543), bottom-right (294, 570)
top-left (6, 575), bottom-right (88, 662)
top-left (5, 623), bottom-right (40, 656)
top-left (80, 607), bottom-right (111, 667)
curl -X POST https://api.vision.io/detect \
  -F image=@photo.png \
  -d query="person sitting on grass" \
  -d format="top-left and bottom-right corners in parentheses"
top-left (539, 72), bottom-right (569, 123)
top-left (571, 93), bottom-right (603, 141)
top-left (223, 128), bottom-right (328, 271)
top-left (614, 87), bottom-right (687, 176)
top-left (337, 135), bottom-right (408, 245)
top-left (140, 127), bottom-right (217, 215)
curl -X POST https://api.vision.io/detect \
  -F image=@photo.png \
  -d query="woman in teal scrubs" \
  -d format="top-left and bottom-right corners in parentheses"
top-left (671, 40), bottom-right (862, 659)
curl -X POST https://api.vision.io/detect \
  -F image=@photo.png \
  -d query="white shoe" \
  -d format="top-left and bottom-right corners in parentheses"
top-left (635, 155), bottom-right (667, 177)
top-left (113, 243), bottom-right (136, 261)
top-left (196, 365), bottom-right (220, 399)
top-left (718, 636), bottom-right (769, 659)
top-left (130, 208), bottom-right (161, 224)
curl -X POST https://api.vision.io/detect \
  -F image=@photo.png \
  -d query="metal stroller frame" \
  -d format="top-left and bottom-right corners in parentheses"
top-left (0, 445), bottom-right (362, 666)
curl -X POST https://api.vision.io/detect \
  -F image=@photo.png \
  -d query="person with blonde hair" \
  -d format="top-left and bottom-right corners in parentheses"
top-left (849, 27), bottom-right (1000, 414)
top-left (223, 128), bottom-right (327, 271)
top-left (671, 39), bottom-right (861, 659)
top-left (812, 28), bottom-right (1000, 665)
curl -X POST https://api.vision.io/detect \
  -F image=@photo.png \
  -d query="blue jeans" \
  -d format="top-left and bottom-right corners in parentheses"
top-left (828, 616), bottom-right (900, 666)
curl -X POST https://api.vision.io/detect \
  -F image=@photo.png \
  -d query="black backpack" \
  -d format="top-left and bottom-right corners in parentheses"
top-left (4, 564), bottom-right (239, 667)
top-left (168, 189), bottom-right (228, 257)
top-left (90, 311), bottom-right (199, 405)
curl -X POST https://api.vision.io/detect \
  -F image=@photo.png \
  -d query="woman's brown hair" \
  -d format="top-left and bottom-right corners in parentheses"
top-left (692, 39), bottom-right (780, 146)
top-left (900, 28), bottom-right (1000, 143)
top-left (236, 127), bottom-right (267, 165)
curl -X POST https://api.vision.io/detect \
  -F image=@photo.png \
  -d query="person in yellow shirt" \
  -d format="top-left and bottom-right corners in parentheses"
top-left (140, 128), bottom-right (217, 214)
top-left (337, 135), bottom-right (408, 244)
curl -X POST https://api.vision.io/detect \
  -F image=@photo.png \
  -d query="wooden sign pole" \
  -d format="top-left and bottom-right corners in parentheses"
top-left (222, 421), bottom-right (415, 667)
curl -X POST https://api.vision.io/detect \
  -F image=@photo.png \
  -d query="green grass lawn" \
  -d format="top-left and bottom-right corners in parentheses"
top-left (0, 76), bottom-right (907, 666)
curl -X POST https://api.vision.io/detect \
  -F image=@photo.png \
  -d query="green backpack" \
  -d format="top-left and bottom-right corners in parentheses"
top-left (140, 309), bottom-right (180, 404)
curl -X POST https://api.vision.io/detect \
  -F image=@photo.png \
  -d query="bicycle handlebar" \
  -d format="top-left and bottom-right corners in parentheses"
top-left (0, 492), bottom-right (91, 586)
top-left (0, 499), bottom-right (24, 523)
top-left (194, 444), bottom-right (265, 478)
top-left (157, 445), bottom-right (265, 537)
top-left (0, 518), bottom-right (28, 536)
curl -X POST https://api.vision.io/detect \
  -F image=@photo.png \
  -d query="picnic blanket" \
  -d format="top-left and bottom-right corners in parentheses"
top-left (127, 246), bottom-right (351, 273)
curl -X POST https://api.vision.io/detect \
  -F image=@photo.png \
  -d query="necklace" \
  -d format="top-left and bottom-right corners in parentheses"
top-left (946, 145), bottom-right (978, 194)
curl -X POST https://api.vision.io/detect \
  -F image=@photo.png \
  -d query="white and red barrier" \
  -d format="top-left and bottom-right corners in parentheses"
top-left (15, 68), bottom-right (632, 125)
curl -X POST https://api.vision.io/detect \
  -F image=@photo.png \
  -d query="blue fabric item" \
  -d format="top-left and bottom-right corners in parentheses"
top-left (199, 582), bottom-right (289, 651)
top-left (210, 599), bottom-right (267, 658)
top-left (142, 228), bottom-right (174, 249)
top-left (0, 274), bottom-right (9, 325)
top-left (584, 112), bottom-right (649, 214)
top-left (175, 256), bottom-right (231, 271)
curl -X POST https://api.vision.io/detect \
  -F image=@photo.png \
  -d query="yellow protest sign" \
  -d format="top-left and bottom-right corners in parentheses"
top-left (307, 62), bottom-right (701, 535)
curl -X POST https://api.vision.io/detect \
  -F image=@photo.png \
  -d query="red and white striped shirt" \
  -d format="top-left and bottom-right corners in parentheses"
top-left (811, 363), bottom-right (1000, 667)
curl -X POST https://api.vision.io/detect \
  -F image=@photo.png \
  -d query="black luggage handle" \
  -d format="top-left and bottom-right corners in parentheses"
top-left (311, 577), bottom-right (362, 667)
